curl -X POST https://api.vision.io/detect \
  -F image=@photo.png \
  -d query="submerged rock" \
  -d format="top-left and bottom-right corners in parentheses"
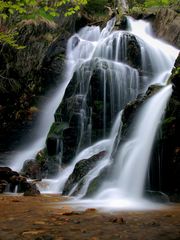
top-left (63, 151), bottom-right (107, 195)
top-left (145, 190), bottom-right (169, 203)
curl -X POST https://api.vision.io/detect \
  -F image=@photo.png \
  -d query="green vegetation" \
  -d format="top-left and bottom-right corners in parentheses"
top-left (128, 0), bottom-right (178, 9)
top-left (0, 0), bottom-right (88, 48)
top-left (144, 0), bottom-right (178, 7)
top-left (128, 0), bottom-right (179, 16)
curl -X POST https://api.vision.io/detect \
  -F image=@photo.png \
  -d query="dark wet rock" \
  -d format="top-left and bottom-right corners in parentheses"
top-left (169, 193), bottom-right (180, 203)
top-left (23, 182), bottom-right (40, 196)
top-left (0, 166), bottom-right (40, 195)
top-left (0, 167), bottom-right (19, 182)
top-left (131, 9), bottom-right (180, 48)
top-left (121, 84), bottom-right (163, 138)
top-left (0, 19), bottom-right (58, 156)
top-left (75, 13), bottom-right (92, 32)
top-left (0, 180), bottom-right (8, 193)
top-left (145, 85), bottom-right (163, 97)
top-left (63, 151), bottom-right (107, 195)
top-left (118, 16), bottom-right (128, 30)
top-left (125, 34), bottom-right (142, 69)
top-left (43, 155), bottom-right (61, 177)
top-left (46, 136), bottom-right (62, 156)
top-left (153, 8), bottom-right (180, 48)
top-left (22, 160), bottom-right (42, 180)
top-left (41, 29), bottom-right (70, 84)
top-left (171, 53), bottom-right (180, 97)
top-left (85, 165), bottom-right (110, 197)
top-left (49, 49), bottom-right (143, 164)
top-left (148, 54), bottom-right (180, 199)
top-left (22, 148), bottom-right (62, 179)
top-left (0, 15), bottom-right (75, 159)
top-left (145, 190), bottom-right (170, 203)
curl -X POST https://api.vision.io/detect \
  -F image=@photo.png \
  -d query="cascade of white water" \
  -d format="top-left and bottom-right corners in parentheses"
top-left (38, 110), bottom-right (123, 194)
top-left (127, 17), bottom-right (177, 80)
top-left (6, 23), bottom-right (103, 172)
top-left (63, 84), bottom-right (173, 211)
top-left (5, 14), bottom-right (179, 211)
top-left (7, 53), bottom-right (76, 172)
top-left (51, 18), bottom-right (178, 211)
top-left (96, 85), bottom-right (173, 199)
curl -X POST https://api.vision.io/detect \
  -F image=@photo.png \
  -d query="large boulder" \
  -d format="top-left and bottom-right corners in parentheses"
top-left (153, 8), bottom-right (180, 48)
top-left (0, 18), bottom-right (59, 156)
top-left (0, 166), bottom-right (40, 195)
top-left (120, 84), bottom-right (163, 139)
top-left (0, 167), bottom-right (19, 182)
top-left (63, 151), bottom-right (107, 195)
top-left (22, 160), bottom-right (42, 180)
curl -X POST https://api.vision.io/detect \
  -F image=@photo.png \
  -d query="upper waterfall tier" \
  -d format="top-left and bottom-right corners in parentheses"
top-left (50, 16), bottom-right (178, 165)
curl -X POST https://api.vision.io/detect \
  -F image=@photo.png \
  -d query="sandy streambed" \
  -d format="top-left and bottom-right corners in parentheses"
top-left (0, 194), bottom-right (180, 240)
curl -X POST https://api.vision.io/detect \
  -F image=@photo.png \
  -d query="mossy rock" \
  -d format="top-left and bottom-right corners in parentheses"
top-left (63, 151), bottom-right (107, 195)
top-left (85, 165), bottom-right (109, 197)
top-left (47, 122), bottom-right (69, 138)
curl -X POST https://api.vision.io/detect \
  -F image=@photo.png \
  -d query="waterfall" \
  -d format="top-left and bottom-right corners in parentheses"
top-left (6, 25), bottom-right (101, 172)
top-left (95, 85), bottom-right (173, 199)
top-left (48, 17), bottom-right (177, 210)
top-left (4, 15), bottom-right (179, 210)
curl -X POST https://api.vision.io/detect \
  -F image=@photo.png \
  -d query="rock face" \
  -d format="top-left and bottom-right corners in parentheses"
top-left (0, 16), bottom-right (74, 157)
top-left (0, 19), bottom-right (56, 154)
top-left (149, 53), bottom-right (180, 200)
top-left (22, 148), bottom-right (61, 179)
top-left (115, 53), bottom-right (180, 201)
top-left (120, 84), bottom-right (163, 139)
top-left (46, 32), bottom-right (142, 165)
top-left (145, 190), bottom-right (169, 203)
top-left (63, 151), bottom-right (107, 195)
top-left (102, 52), bottom-right (179, 201)
top-left (0, 166), bottom-right (40, 195)
top-left (153, 9), bottom-right (180, 48)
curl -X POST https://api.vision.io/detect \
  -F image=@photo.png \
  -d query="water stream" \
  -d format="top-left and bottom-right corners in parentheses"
top-left (51, 17), bottom-right (177, 210)
top-left (5, 15), bottom-right (179, 210)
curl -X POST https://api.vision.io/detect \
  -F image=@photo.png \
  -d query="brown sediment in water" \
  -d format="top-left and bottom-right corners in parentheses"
top-left (0, 194), bottom-right (180, 240)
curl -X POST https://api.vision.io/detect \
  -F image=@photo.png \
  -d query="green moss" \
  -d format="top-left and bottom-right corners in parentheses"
top-left (86, 176), bottom-right (100, 197)
top-left (47, 122), bottom-right (69, 138)
top-left (163, 116), bottom-right (176, 125)
top-left (94, 101), bottom-right (103, 112)
top-left (35, 149), bottom-right (47, 165)
top-left (168, 66), bottom-right (180, 84)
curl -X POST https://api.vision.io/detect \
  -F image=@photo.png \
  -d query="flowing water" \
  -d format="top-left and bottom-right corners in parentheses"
top-left (50, 17), bottom-right (177, 210)
top-left (5, 16), bottom-right (179, 210)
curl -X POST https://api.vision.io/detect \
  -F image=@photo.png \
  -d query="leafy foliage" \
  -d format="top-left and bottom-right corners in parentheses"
top-left (128, 0), bottom-right (178, 9)
top-left (0, 0), bottom-right (88, 48)
top-left (144, 0), bottom-right (178, 7)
